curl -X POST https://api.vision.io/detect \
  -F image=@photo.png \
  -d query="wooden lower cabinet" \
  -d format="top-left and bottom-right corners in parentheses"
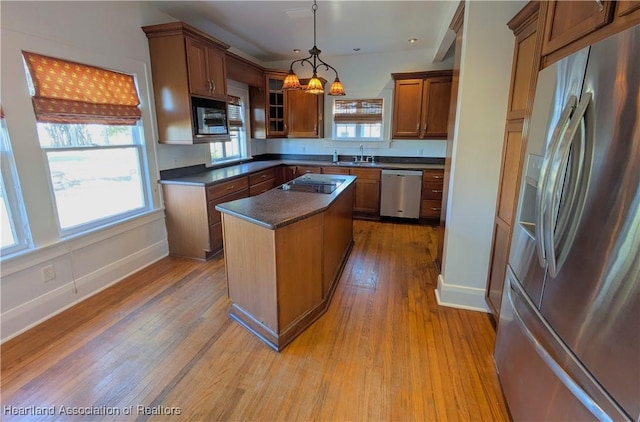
top-left (321, 166), bottom-right (350, 175)
top-left (350, 168), bottom-right (381, 217)
top-left (295, 165), bottom-right (321, 175)
top-left (420, 169), bottom-right (444, 220)
top-left (162, 175), bottom-right (255, 260)
top-left (249, 168), bottom-right (276, 196)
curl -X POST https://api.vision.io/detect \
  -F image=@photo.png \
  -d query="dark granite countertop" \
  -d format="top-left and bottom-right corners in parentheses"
top-left (215, 174), bottom-right (357, 230)
top-left (159, 158), bottom-right (444, 187)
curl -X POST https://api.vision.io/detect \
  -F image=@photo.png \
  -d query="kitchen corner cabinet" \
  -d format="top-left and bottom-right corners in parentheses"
top-left (391, 71), bottom-right (453, 140)
top-left (142, 22), bottom-right (230, 144)
top-left (162, 177), bottom-right (249, 260)
top-left (287, 87), bottom-right (324, 138)
top-left (255, 72), bottom-right (324, 139)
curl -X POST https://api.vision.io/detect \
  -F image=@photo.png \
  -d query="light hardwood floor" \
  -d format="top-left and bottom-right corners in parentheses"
top-left (1, 220), bottom-right (509, 421)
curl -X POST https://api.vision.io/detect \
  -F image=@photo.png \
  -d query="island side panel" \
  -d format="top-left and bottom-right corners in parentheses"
top-left (322, 184), bottom-right (354, 298)
top-left (222, 214), bottom-right (278, 332)
top-left (274, 213), bottom-right (324, 332)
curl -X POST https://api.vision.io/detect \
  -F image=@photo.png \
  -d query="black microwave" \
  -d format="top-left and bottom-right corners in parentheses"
top-left (192, 97), bottom-right (230, 141)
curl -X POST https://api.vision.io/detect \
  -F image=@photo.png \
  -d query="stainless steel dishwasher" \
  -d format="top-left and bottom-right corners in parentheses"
top-left (380, 169), bottom-right (422, 219)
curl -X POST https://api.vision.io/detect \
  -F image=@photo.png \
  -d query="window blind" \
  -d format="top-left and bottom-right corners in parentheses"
top-left (22, 51), bottom-right (141, 125)
top-left (333, 99), bottom-right (383, 123)
top-left (227, 95), bottom-right (243, 128)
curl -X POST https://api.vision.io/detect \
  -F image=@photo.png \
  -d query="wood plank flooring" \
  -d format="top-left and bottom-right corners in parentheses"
top-left (1, 220), bottom-right (509, 421)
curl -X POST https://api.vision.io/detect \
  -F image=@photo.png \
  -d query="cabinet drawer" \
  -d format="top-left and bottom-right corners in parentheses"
top-left (422, 170), bottom-right (444, 183)
top-left (421, 199), bottom-right (442, 218)
top-left (249, 179), bottom-right (276, 196)
top-left (249, 168), bottom-right (276, 186)
top-left (207, 188), bottom-right (249, 225)
top-left (206, 177), bottom-right (249, 200)
top-left (296, 165), bottom-right (321, 174)
top-left (321, 166), bottom-right (351, 175)
top-left (350, 167), bottom-right (381, 180)
top-left (422, 182), bottom-right (444, 200)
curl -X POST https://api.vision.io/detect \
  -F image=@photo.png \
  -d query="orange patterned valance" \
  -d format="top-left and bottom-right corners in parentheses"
top-left (22, 51), bottom-right (141, 125)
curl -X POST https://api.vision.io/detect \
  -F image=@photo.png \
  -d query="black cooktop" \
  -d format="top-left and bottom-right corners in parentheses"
top-left (280, 178), bottom-right (345, 194)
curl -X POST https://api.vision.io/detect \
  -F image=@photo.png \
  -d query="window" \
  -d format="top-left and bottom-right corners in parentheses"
top-left (23, 51), bottom-right (149, 234)
top-left (210, 91), bottom-right (249, 163)
top-left (0, 111), bottom-right (31, 255)
top-left (333, 99), bottom-right (383, 141)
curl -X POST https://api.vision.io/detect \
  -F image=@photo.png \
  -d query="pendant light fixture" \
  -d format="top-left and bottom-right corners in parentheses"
top-left (282, 0), bottom-right (345, 96)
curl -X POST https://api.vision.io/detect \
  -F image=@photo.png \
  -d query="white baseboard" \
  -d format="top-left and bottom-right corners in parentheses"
top-left (435, 274), bottom-right (490, 313)
top-left (1, 240), bottom-right (168, 343)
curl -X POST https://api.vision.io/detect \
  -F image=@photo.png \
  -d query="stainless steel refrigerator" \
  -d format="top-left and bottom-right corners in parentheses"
top-left (494, 24), bottom-right (639, 421)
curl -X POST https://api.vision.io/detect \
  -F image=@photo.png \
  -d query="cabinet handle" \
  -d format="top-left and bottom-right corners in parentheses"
top-left (430, 207), bottom-right (441, 211)
top-left (432, 175), bottom-right (442, 179)
top-left (416, 123), bottom-right (420, 132)
top-left (226, 185), bottom-right (234, 190)
top-left (595, 0), bottom-right (604, 11)
top-left (432, 190), bottom-right (443, 193)
top-left (261, 174), bottom-right (267, 179)
top-left (424, 123), bottom-right (428, 132)
top-left (211, 80), bottom-right (216, 93)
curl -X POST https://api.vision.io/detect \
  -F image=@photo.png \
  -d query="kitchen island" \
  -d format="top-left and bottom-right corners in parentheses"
top-left (216, 174), bottom-right (356, 351)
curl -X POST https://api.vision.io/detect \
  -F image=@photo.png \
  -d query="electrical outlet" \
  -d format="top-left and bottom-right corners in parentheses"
top-left (302, 146), bottom-right (307, 153)
top-left (417, 148), bottom-right (424, 156)
top-left (42, 264), bottom-right (56, 282)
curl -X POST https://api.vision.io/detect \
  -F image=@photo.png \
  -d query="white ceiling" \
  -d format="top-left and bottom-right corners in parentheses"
top-left (149, 1), bottom-right (459, 64)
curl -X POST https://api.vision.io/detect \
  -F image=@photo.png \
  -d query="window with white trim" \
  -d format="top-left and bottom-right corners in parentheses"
top-left (23, 51), bottom-right (150, 234)
top-left (333, 99), bottom-right (383, 141)
top-left (0, 114), bottom-right (31, 256)
top-left (210, 90), bottom-right (249, 163)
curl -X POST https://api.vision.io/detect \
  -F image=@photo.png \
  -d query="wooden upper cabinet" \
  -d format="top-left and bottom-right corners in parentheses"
top-left (617, 0), bottom-right (640, 16)
top-left (186, 37), bottom-right (227, 101)
top-left (265, 72), bottom-right (288, 138)
top-left (422, 77), bottom-right (452, 139)
top-left (507, 9), bottom-right (539, 120)
top-left (541, 0), bottom-right (615, 56)
top-left (392, 70), bottom-right (453, 140)
top-left (392, 79), bottom-right (424, 138)
top-left (287, 87), bottom-right (324, 138)
top-left (142, 22), bottom-right (230, 144)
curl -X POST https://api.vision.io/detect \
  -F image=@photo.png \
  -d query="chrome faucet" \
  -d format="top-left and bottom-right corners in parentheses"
top-left (359, 144), bottom-right (364, 162)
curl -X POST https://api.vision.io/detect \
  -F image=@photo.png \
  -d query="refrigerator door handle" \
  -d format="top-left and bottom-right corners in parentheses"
top-left (506, 279), bottom-right (614, 422)
top-left (535, 95), bottom-right (578, 267)
top-left (543, 92), bottom-right (592, 278)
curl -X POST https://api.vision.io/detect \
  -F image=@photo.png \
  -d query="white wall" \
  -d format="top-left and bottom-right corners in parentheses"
top-left (436, 1), bottom-right (526, 311)
top-left (0, 1), bottom-right (174, 342)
